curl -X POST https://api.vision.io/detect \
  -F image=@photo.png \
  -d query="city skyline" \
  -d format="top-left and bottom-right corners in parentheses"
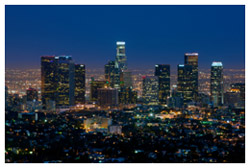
top-left (5, 5), bottom-right (245, 69)
top-left (5, 5), bottom-right (245, 164)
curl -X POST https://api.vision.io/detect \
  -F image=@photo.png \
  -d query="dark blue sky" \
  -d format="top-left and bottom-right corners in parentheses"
top-left (5, 5), bottom-right (245, 70)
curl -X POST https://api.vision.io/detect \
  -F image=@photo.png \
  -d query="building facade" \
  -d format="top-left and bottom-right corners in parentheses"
top-left (90, 80), bottom-right (106, 102)
top-left (105, 60), bottom-right (120, 88)
top-left (41, 55), bottom-right (75, 108)
top-left (41, 56), bottom-right (57, 107)
top-left (142, 76), bottom-right (159, 105)
top-left (55, 56), bottom-right (75, 107)
top-left (75, 64), bottom-right (85, 104)
top-left (26, 88), bottom-right (38, 102)
top-left (120, 70), bottom-right (133, 88)
top-left (210, 62), bottom-right (224, 107)
top-left (230, 83), bottom-right (245, 102)
top-left (97, 88), bottom-right (118, 107)
top-left (115, 41), bottom-right (127, 71)
top-left (184, 53), bottom-right (198, 101)
top-left (155, 64), bottom-right (170, 105)
top-left (119, 87), bottom-right (137, 104)
top-left (177, 64), bottom-right (193, 105)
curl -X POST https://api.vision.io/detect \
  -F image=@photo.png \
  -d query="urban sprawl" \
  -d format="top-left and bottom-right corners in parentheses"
top-left (5, 41), bottom-right (245, 163)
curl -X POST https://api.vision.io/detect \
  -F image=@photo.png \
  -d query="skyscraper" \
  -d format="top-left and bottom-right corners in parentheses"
top-left (26, 88), bottom-right (38, 102)
top-left (115, 41), bottom-right (127, 71)
top-left (155, 64), bottom-right (170, 105)
top-left (75, 64), bottom-right (85, 104)
top-left (55, 56), bottom-right (75, 107)
top-left (230, 83), bottom-right (245, 102)
top-left (224, 91), bottom-right (241, 108)
top-left (98, 88), bottom-right (118, 107)
top-left (120, 70), bottom-right (133, 88)
top-left (177, 64), bottom-right (193, 105)
top-left (184, 53), bottom-right (198, 101)
top-left (90, 80), bottom-right (106, 102)
top-left (41, 55), bottom-right (75, 108)
top-left (210, 62), bottom-right (224, 107)
top-left (142, 76), bottom-right (159, 105)
top-left (105, 61), bottom-right (120, 88)
top-left (41, 56), bottom-right (57, 107)
top-left (119, 87), bottom-right (137, 104)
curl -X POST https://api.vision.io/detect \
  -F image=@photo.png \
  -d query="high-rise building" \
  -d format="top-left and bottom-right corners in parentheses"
top-left (90, 80), bottom-right (106, 102)
top-left (120, 70), bottom-right (133, 88)
top-left (142, 76), bottom-right (159, 105)
top-left (210, 62), bottom-right (224, 107)
top-left (119, 87), bottom-right (137, 104)
top-left (177, 64), bottom-right (193, 105)
top-left (75, 64), bottom-right (85, 104)
top-left (41, 56), bottom-right (57, 107)
top-left (26, 88), bottom-right (38, 101)
top-left (55, 56), bottom-right (75, 107)
top-left (167, 95), bottom-right (183, 109)
top-left (224, 91), bottom-right (242, 108)
top-left (41, 55), bottom-right (75, 108)
top-left (184, 53), bottom-right (198, 101)
top-left (105, 61), bottom-right (120, 88)
top-left (97, 88), bottom-right (118, 107)
top-left (115, 41), bottom-right (127, 71)
top-left (155, 64), bottom-right (170, 105)
top-left (230, 83), bottom-right (245, 102)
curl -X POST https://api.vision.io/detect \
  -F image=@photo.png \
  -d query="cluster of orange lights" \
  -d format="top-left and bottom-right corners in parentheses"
top-left (230, 89), bottom-right (240, 92)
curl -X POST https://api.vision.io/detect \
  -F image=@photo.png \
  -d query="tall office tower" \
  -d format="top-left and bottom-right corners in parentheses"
top-left (115, 41), bottom-right (127, 71)
top-left (97, 88), bottom-right (118, 107)
top-left (26, 88), bottom-right (38, 101)
top-left (142, 76), bottom-right (159, 105)
top-left (210, 62), bottom-right (224, 107)
top-left (90, 80), bottom-right (106, 102)
top-left (184, 53), bottom-right (198, 101)
top-left (119, 87), bottom-right (137, 104)
top-left (105, 61), bottom-right (120, 88)
top-left (177, 64), bottom-right (193, 105)
top-left (41, 56), bottom-right (57, 107)
top-left (155, 64), bottom-right (170, 105)
top-left (120, 70), bottom-right (133, 88)
top-left (75, 64), bottom-right (85, 104)
top-left (55, 56), bottom-right (75, 107)
top-left (230, 83), bottom-right (245, 102)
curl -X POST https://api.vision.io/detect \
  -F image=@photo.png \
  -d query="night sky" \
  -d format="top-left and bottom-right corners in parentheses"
top-left (5, 5), bottom-right (245, 70)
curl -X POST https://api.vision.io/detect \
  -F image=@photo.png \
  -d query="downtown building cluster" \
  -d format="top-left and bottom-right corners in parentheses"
top-left (41, 56), bottom-right (85, 109)
top-left (141, 53), bottom-right (235, 108)
top-left (38, 41), bottom-right (245, 110)
top-left (5, 42), bottom-right (245, 163)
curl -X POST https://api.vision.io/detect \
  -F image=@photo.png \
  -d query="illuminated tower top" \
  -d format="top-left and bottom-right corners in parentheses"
top-left (184, 53), bottom-right (198, 66)
top-left (211, 61), bottom-right (223, 67)
top-left (116, 41), bottom-right (127, 71)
